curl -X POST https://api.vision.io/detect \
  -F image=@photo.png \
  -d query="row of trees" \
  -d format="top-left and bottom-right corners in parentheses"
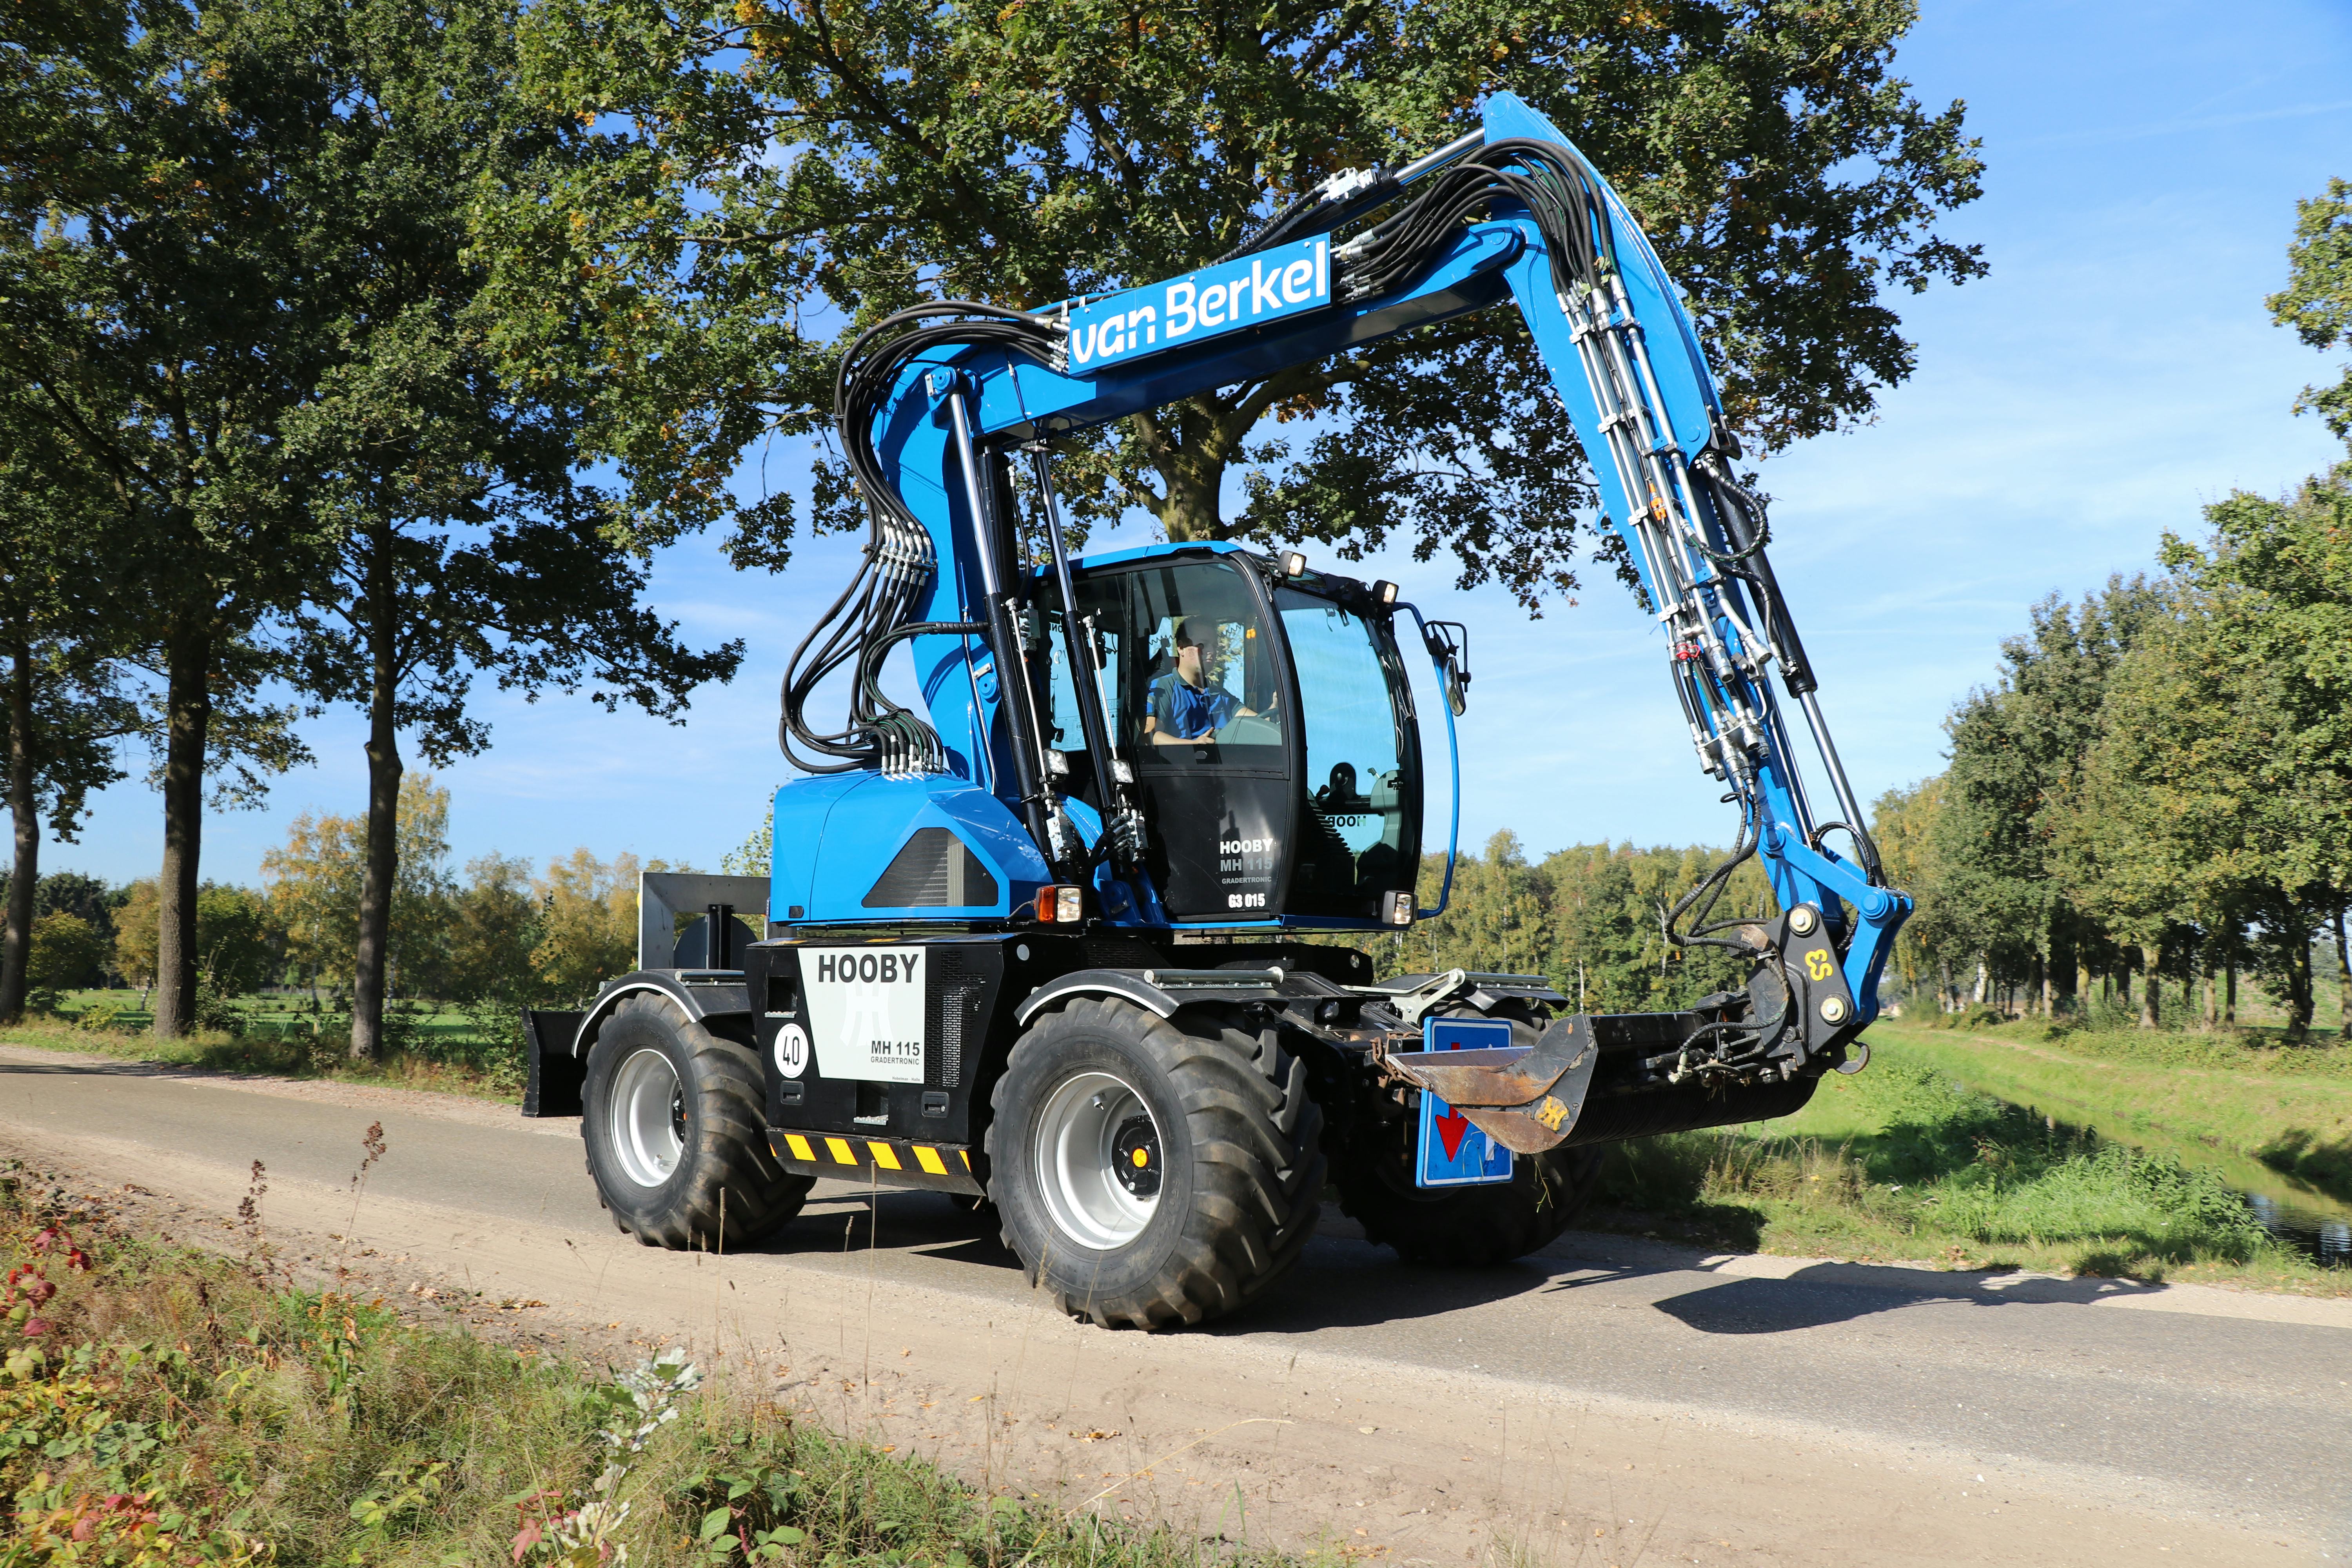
top-left (1878, 473), bottom-right (2352, 1036)
top-left (1874, 178), bottom-right (2352, 1037)
top-left (2, 0), bottom-right (1984, 1054)
top-left (14, 776), bottom-right (657, 1027)
top-left (1382, 830), bottom-right (1773, 1013)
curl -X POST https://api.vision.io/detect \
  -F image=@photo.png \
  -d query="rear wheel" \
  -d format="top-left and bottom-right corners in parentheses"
top-left (583, 993), bottom-right (813, 1249)
top-left (1334, 1009), bottom-right (1604, 1266)
top-left (987, 997), bottom-right (1323, 1329)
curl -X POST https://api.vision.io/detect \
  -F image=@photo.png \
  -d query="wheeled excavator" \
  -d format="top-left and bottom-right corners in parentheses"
top-left (522, 93), bottom-right (1915, 1329)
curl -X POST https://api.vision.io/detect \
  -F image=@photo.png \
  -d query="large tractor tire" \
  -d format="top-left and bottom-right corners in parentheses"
top-left (987, 997), bottom-right (1323, 1329)
top-left (1334, 1008), bottom-right (1605, 1267)
top-left (582, 993), bottom-right (813, 1250)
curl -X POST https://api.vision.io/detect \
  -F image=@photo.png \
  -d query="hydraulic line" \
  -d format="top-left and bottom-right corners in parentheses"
top-left (1309, 131), bottom-right (1889, 1060)
top-left (946, 388), bottom-right (1069, 871)
top-left (779, 301), bottom-right (1061, 776)
top-left (1028, 449), bottom-right (1143, 866)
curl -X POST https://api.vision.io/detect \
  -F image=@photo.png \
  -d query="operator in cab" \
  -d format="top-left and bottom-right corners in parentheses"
top-left (1145, 616), bottom-right (1257, 744)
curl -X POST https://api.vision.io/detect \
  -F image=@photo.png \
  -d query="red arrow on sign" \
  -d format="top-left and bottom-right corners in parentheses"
top-left (1434, 1102), bottom-right (1471, 1161)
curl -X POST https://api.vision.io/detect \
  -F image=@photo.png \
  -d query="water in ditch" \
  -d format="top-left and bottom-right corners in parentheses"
top-left (2241, 1193), bottom-right (2352, 1268)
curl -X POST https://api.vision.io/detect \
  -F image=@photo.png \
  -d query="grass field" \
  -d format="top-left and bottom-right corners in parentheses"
top-left (1588, 1027), bottom-right (2352, 1294)
top-left (1859, 1017), bottom-right (2352, 1201)
top-left (0, 1165), bottom-right (1301, 1568)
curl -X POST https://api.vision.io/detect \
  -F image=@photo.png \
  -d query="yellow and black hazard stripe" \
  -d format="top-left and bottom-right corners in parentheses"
top-left (767, 1131), bottom-right (984, 1195)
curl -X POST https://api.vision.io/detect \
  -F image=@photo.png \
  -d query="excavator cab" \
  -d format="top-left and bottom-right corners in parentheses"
top-left (1039, 546), bottom-right (1423, 926)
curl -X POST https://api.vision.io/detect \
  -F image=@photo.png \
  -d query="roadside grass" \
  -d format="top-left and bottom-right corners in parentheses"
top-left (0, 1167), bottom-right (1300, 1568)
top-left (1591, 1051), bottom-right (2349, 1294)
top-left (0, 989), bottom-right (524, 1102)
top-left (1860, 1017), bottom-right (2352, 1201)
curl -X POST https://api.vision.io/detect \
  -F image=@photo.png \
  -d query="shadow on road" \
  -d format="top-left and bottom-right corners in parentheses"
top-left (1648, 1259), bottom-right (2177, 1335)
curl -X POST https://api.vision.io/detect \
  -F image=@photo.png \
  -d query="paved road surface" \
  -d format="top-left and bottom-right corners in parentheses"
top-left (4, 1044), bottom-right (2344, 1566)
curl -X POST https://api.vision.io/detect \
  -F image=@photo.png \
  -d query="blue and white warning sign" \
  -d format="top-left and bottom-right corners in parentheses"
top-left (1414, 1015), bottom-right (1515, 1189)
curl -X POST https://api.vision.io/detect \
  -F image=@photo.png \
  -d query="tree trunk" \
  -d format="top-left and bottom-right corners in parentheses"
top-left (2202, 946), bottom-right (2220, 1031)
top-left (153, 629), bottom-right (212, 1038)
top-left (2333, 907), bottom-right (2352, 1044)
top-left (2285, 932), bottom-right (2314, 1041)
top-left (349, 532), bottom-right (401, 1062)
top-left (0, 636), bottom-right (36, 1025)
top-left (2224, 954), bottom-right (2237, 1027)
top-left (2335, 907), bottom-right (2350, 1040)
top-left (2051, 915), bottom-right (2077, 1013)
top-left (2139, 944), bottom-right (2161, 1029)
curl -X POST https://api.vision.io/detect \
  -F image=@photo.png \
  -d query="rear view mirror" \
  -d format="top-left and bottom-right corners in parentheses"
top-left (1422, 620), bottom-right (1472, 716)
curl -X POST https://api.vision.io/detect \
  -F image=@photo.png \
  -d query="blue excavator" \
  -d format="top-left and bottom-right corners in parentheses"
top-left (524, 93), bottom-right (1914, 1329)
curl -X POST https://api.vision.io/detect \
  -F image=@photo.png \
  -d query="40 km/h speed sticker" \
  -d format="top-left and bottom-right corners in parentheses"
top-left (773, 1022), bottom-right (809, 1079)
top-left (802, 947), bottom-right (927, 1084)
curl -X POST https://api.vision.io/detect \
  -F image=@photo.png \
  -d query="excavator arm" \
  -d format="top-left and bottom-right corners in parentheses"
top-left (788, 91), bottom-right (1911, 1074)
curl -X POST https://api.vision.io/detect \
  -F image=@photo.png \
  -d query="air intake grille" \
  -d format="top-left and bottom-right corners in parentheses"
top-left (926, 982), bottom-right (978, 1088)
top-left (863, 828), bottom-right (1000, 909)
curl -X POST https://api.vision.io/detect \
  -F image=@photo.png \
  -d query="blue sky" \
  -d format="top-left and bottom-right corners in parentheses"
top-left (52, 0), bottom-right (2352, 890)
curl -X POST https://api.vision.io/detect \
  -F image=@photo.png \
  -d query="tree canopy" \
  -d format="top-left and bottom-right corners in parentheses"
top-left (2270, 176), bottom-right (2352, 450)
top-left (487, 0), bottom-right (1983, 603)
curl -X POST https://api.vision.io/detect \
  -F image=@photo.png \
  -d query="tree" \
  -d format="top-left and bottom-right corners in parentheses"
top-left (1, 0), bottom-right (347, 1035)
top-left (447, 853), bottom-right (541, 1004)
top-left (1936, 578), bottom-right (2167, 1013)
top-left (488, 0), bottom-right (1982, 602)
top-left (261, 774), bottom-right (459, 1002)
top-left (528, 848), bottom-right (652, 1001)
top-left (110, 878), bottom-right (276, 1004)
top-left (1870, 777), bottom-right (1958, 1009)
top-left (0, 392), bottom-right (139, 1024)
top-left (2270, 176), bottom-right (2352, 449)
top-left (26, 912), bottom-right (105, 994)
top-left (112, 882), bottom-right (160, 1005)
top-left (270, 0), bottom-right (742, 1060)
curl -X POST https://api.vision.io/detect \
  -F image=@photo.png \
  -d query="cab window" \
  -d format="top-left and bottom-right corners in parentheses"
top-left (1277, 587), bottom-right (1419, 913)
top-left (1048, 558), bottom-right (1283, 768)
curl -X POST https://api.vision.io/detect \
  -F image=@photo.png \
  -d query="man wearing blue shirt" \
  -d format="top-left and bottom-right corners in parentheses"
top-left (1146, 617), bottom-right (1252, 744)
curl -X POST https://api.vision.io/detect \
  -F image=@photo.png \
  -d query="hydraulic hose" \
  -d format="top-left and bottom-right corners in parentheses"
top-left (779, 302), bottom-right (1062, 775)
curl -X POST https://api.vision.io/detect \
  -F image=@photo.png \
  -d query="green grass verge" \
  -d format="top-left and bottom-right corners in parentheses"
top-left (0, 991), bottom-right (527, 1103)
top-left (1591, 1043), bottom-right (2350, 1294)
top-left (0, 1166), bottom-right (1300, 1568)
top-left (1858, 1018), bottom-right (2352, 1203)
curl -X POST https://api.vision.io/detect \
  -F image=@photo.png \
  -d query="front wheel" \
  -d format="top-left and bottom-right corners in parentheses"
top-left (582, 993), bottom-right (813, 1249)
top-left (987, 998), bottom-right (1323, 1329)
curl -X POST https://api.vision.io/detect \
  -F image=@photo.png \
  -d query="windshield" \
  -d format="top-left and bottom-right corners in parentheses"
top-left (1276, 587), bottom-right (1419, 914)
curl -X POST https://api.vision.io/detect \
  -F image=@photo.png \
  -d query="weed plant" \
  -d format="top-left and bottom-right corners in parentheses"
top-left (0, 1167), bottom-right (1292, 1568)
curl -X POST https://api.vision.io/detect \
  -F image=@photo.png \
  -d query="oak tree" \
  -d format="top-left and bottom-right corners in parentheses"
top-left (489, 0), bottom-right (1984, 603)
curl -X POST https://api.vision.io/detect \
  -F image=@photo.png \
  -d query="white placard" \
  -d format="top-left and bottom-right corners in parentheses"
top-left (801, 947), bottom-right (927, 1084)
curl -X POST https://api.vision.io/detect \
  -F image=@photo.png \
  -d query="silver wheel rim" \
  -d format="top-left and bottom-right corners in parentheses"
top-left (610, 1047), bottom-right (686, 1188)
top-left (1033, 1070), bottom-right (1162, 1250)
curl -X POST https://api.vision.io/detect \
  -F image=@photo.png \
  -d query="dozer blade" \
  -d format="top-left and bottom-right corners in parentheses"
top-left (1385, 1015), bottom-right (1600, 1154)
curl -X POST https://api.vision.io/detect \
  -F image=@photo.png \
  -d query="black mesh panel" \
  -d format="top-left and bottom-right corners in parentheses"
top-left (863, 827), bottom-right (1000, 909)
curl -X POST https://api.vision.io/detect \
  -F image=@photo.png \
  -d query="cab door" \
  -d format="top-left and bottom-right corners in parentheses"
top-left (1045, 552), bottom-right (1296, 920)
